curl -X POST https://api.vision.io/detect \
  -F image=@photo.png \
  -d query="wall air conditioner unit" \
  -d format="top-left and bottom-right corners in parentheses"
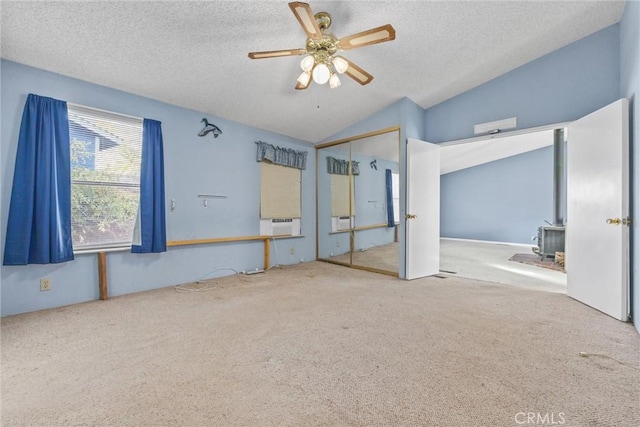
top-left (260, 218), bottom-right (301, 236)
top-left (338, 216), bottom-right (351, 230)
top-left (332, 216), bottom-right (355, 232)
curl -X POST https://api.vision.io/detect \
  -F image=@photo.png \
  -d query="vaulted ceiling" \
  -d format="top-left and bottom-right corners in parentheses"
top-left (1, 1), bottom-right (626, 143)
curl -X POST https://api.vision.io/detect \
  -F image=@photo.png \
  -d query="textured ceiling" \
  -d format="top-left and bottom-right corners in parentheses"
top-left (1, 1), bottom-right (625, 143)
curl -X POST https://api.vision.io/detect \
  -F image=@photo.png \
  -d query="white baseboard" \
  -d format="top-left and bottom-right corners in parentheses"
top-left (440, 237), bottom-right (535, 248)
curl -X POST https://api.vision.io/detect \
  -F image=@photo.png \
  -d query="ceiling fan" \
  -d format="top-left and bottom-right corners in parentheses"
top-left (248, 2), bottom-right (396, 90)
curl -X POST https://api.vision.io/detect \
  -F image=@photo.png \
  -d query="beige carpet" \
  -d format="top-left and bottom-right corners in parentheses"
top-left (2, 262), bottom-right (638, 426)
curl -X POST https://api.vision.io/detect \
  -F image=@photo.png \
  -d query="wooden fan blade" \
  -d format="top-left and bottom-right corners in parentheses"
top-left (342, 58), bottom-right (374, 85)
top-left (248, 48), bottom-right (307, 59)
top-left (338, 24), bottom-right (396, 50)
top-left (289, 2), bottom-right (323, 40)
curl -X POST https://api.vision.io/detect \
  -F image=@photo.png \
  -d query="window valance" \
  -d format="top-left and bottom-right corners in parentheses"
top-left (326, 156), bottom-right (360, 175)
top-left (256, 141), bottom-right (307, 170)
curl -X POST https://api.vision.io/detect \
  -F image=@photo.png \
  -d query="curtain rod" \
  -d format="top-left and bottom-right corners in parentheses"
top-left (67, 102), bottom-right (143, 121)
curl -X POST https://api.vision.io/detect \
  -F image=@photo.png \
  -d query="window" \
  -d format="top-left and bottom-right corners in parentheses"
top-left (392, 171), bottom-right (400, 225)
top-left (330, 174), bottom-right (356, 232)
top-left (259, 162), bottom-right (301, 235)
top-left (260, 162), bottom-right (301, 218)
top-left (330, 174), bottom-right (355, 217)
top-left (68, 105), bottom-right (143, 249)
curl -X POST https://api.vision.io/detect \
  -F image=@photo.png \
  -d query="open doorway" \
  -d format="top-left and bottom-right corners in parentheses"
top-left (438, 127), bottom-right (567, 293)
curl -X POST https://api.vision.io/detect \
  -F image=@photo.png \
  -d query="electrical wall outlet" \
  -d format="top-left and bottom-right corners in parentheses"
top-left (40, 278), bottom-right (52, 291)
top-left (289, 247), bottom-right (295, 255)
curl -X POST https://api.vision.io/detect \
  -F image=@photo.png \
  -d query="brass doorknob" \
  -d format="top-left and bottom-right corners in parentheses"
top-left (606, 218), bottom-right (621, 225)
top-left (405, 214), bottom-right (417, 220)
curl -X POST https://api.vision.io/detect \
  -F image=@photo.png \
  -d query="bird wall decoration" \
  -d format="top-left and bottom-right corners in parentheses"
top-left (198, 118), bottom-right (222, 138)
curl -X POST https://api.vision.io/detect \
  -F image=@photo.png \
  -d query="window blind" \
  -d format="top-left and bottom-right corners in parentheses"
top-left (260, 162), bottom-right (301, 218)
top-left (331, 174), bottom-right (355, 217)
top-left (68, 104), bottom-right (143, 249)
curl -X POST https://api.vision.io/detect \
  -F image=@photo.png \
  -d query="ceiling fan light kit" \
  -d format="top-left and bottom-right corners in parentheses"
top-left (329, 73), bottom-right (341, 89)
top-left (312, 62), bottom-right (331, 84)
top-left (332, 56), bottom-right (349, 74)
top-left (248, 1), bottom-right (396, 90)
top-left (300, 55), bottom-right (315, 72)
top-left (297, 71), bottom-right (312, 88)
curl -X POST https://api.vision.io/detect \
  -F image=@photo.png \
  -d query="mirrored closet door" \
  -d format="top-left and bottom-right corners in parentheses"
top-left (316, 127), bottom-right (400, 276)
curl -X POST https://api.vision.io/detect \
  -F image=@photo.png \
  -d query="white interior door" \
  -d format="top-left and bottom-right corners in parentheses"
top-left (406, 138), bottom-right (440, 279)
top-left (566, 98), bottom-right (629, 321)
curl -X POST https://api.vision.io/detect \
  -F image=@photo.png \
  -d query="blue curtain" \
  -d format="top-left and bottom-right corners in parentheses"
top-left (385, 169), bottom-right (395, 228)
top-left (3, 94), bottom-right (74, 265)
top-left (132, 119), bottom-right (167, 253)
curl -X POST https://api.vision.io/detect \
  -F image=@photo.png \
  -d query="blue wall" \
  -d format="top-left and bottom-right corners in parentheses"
top-left (441, 146), bottom-right (553, 243)
top-left (620, 0), bottom-right (639, 331)
top-left (352, 155), bottom-right (398, 252)
top-left (1, 60), bottom-right (315, 316)
top-left (323, 97), bottom-right (425, 151)
top-left (353, 155), bottom-right (397, 234)
top-left (425, 25), bottom-right (621, 143)
top-left (426, 24), bottom-right (621, 244)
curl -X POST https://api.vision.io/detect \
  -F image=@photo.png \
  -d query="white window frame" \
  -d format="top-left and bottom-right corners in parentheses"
top-left (68, 104), bottom-right (143, 251)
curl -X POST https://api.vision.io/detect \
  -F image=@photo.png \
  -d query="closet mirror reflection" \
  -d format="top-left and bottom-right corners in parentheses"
top-left (316, 128), bottom-right (400, 276)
